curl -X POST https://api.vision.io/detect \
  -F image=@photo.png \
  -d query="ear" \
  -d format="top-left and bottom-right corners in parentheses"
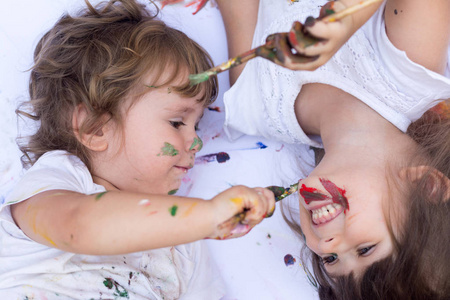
top-left (399, 165), bottom-right (450, 202)
top-left (72, 104), bottom-right (109, 152)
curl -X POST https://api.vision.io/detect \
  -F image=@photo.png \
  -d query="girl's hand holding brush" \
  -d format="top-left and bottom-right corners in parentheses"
top-left (189, 0), bottom-right (382, 85)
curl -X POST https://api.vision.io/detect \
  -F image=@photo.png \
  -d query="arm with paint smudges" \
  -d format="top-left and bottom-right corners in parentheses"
top-left (10, 186), bottom-right (275, 255)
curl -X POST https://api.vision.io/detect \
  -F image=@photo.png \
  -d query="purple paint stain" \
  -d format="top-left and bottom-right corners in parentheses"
top-left (284, 254), bottom-right (296, 266)
top-left (195, 152), bottom-right (230, 164)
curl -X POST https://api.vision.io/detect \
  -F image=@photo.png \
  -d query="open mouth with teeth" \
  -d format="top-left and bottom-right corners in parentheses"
top-left (310, 203), bottom-right (344, 225)
top-left (300, 178), bottom-right (350, 225)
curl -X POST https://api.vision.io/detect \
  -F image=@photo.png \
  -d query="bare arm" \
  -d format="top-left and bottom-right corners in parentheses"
top-left (216, 0), bottom-right (259, 85)
top-left (385, 0), bottom-right (450, 74)
top-left (11, 186), bottom-right (274, 255)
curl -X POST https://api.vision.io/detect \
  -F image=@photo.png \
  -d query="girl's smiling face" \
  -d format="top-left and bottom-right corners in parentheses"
top-left (298, 172), bottom-right (397, 277)
top-left (93, 84), bottom-right (205, 195)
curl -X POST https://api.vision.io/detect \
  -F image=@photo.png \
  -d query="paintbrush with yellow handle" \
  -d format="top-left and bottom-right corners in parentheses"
top-left (189, 0), bottom-right (382, 85)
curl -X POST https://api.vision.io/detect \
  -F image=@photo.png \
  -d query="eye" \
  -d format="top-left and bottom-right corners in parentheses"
top-left (358, 245), bottom-right (376, 256)
top-left (322, 253), bottom-right (338, 265)
top-left (170, 121), bottom-right (186, 129)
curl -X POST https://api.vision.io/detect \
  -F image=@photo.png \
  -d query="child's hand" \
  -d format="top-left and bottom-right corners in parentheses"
top-left (207, 186), bottom-right (275, 240)
top-left (289, 1), bottom-right (353, 70)
top-left (257, 1), bottom-right (355, 71)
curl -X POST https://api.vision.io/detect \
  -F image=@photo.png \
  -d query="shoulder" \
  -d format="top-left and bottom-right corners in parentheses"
top-left (4, 151), bottom-right (104, 206)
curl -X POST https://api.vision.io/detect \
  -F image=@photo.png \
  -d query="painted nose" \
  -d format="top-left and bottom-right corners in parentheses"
top-left (188, 135), bottom-right (203, 153)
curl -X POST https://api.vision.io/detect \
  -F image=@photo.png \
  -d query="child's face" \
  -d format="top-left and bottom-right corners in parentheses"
top-left (98, 85), bottom-right (205, 195)
top-left (297, 172), bottom-right (396, 277)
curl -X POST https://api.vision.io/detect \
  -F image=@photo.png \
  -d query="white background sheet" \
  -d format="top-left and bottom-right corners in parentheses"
top-left (0, 1), bottom-right (318, 299)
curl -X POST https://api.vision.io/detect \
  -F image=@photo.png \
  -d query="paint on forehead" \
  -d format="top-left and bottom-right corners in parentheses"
top-left (169, 205), bottom-right (178, 216)
top-left (189, 137), bottom-right (203, 152)
top-left (168, 189), bottom-right (178, 195)
top-left (158, 142), bottom-right (179, 157)
top-left (299, 184), bottom-right (329, 204)
top-left (284, 254), bottom-right (296, 266)
top-left (319, 178), bottom-right (350, 212)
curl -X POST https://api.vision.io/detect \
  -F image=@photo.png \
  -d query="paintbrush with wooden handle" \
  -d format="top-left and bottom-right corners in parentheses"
top-left (189, 0), bottom-right (382, 85)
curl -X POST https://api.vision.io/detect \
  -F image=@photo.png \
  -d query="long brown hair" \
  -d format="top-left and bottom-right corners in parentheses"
top-left (17, 0), bottom-right (218, 171)
top-left (283, 102), bottom-right (450, 299)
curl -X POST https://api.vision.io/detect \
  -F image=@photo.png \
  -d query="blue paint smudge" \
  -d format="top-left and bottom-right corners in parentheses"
top-left (256, 142), bottom-right (267, 149)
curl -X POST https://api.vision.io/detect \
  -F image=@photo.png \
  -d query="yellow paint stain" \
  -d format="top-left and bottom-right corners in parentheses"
top-left (230, 197), bottom-right (243, 206)
top-left (182, 202), bottom-right (198, 217)
top-left (26, 204), bottom-right (57, 247)
top-left (26, 205), bottom-right (39, 234)
top-left (39, 231), bottom-right (57, 247)
top-left (31, 185), bottom-right (51, 195)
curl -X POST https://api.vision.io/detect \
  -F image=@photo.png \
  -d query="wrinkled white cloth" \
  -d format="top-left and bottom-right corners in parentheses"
top-left (0, 150), bottom-right (225, 300)
top-left (223, 0), bottom-right (450, 147)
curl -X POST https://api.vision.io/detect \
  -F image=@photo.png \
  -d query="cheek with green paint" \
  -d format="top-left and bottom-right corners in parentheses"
top-left (157, 142), bottom-right (179, 157)
top-left (189, 137), bottom-right (203, 152)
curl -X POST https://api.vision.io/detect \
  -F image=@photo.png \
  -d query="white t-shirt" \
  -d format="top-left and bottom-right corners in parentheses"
top-left (0, 150), bottom-right (225, 300)
top-left (223, 0), bottom-right (450, 147)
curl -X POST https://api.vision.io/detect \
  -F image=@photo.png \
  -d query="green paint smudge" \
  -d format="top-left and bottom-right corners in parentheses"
top-left (168, 189), bottom-right (178, 195)
top-left (189, 137), bottom-right (203, 151)
top-left (95, 191), bottom-right (108, 201)
top-left (103, 278), bottom-right (129, 298)
top-left (169, 205), bottom-right (178, 216)
top-left (158, 142), bottom-right (179, 157)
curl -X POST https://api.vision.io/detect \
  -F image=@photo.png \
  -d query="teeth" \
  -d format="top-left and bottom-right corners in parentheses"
top-left (311, 204), bottom-right (343, 224)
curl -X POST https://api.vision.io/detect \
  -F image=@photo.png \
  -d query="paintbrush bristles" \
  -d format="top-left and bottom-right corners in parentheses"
top-left (188, 71), bottom-right (216, 85)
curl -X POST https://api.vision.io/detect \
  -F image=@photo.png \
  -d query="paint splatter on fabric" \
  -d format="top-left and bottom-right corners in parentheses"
top-left (207, 106), bottom-right (221, 112)
top-left (284, 254), bottom-right (296, 266)
top-left (195, 152), bottom-right (230, 164)
top-left (103, 277), bottom-right (129, 298)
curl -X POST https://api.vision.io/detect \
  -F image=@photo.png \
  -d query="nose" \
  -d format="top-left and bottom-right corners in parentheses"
top-left (316, 236), bottom-right (339, 253)
top-left (187, 135), bottom-right (203, 153)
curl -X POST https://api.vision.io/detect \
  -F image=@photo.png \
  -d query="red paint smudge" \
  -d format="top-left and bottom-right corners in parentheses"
top-left (207, 106), bottom-right (221, 112)
top-left (319, 178), bottom-right (349, 212)
top-left (276, 144), bottom-right (285, 152)
top-left (299, 184), bottom-right (329, 204)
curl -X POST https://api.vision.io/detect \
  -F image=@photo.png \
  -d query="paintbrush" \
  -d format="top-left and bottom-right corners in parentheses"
top-left (222, 182), bottom-right (299, 233)
top-left (267, 182), bottom-right (299, 202)
top-left (189, 0), bottom-right (382, 85)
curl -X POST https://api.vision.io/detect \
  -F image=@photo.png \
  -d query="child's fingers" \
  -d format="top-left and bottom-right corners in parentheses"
top-left (259, 32), bottom-right (319, 70)
top-left (241, 187), bottom-right (275, 225)
top-left (303, 20), bottom-right (344, 41)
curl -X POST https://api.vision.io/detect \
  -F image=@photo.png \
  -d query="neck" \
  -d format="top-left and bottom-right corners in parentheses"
top-left (296, 84), bottom-right (418, 173)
